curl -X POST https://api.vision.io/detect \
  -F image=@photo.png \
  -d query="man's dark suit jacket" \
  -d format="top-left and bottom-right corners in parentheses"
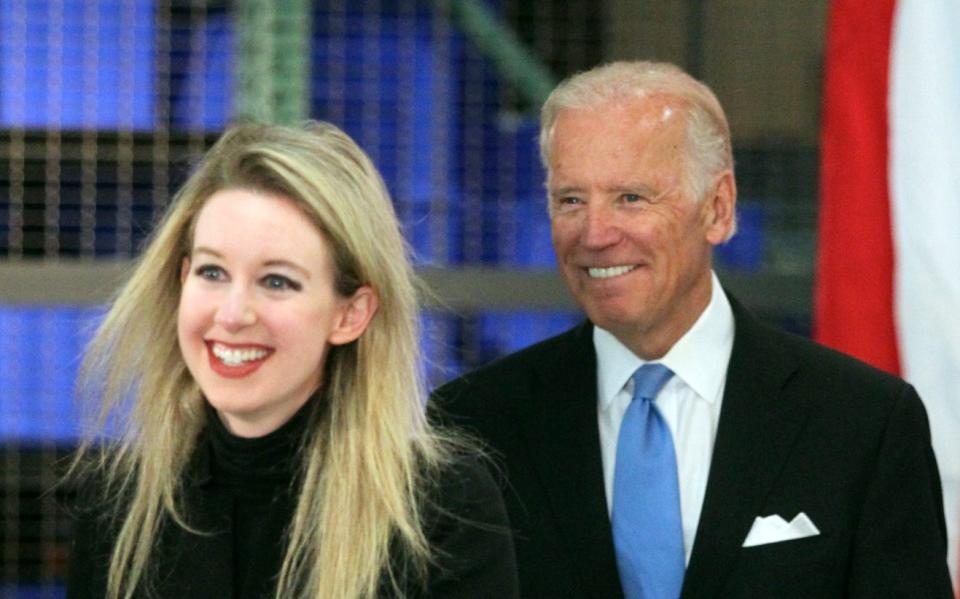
top-left (434, 296), bottom-right (953, 598)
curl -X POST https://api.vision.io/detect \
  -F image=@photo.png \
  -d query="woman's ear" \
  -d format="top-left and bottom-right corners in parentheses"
top-left (328, 286), bottom-right (379, 346)
top-left (180, 256), bottom-right (191, 284)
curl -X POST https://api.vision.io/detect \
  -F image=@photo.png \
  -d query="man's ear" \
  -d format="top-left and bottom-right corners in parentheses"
top-left (328, 286), bottom-right (379, 346)
top-left (702, 170), bottom-right (737, 245)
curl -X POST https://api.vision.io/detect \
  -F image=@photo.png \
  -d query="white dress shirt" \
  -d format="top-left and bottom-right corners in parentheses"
top-left (596, 272), bottom-right (735, 564)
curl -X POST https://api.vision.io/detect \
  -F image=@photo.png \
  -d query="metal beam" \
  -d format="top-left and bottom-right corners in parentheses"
top-left (0, 260), bottom-right (812, 320)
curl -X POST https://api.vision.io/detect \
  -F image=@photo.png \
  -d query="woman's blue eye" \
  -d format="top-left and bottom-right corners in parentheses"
top-left (195, 265), bottom-right (225, 281)
top-left (263, 274), bottom-right (302, 291)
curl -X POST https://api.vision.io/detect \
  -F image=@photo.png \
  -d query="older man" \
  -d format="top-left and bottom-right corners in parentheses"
top-left (435, 61), bottom-right (952, 598)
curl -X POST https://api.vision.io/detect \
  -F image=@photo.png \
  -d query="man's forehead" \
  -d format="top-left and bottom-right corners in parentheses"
top-left (546, 99), bottom-right (687, 166)
top-left (557, 93), bottom-right (685, 126)
top-left (549, 100), bottom-right (686, 159)
top-left (545, 96), bottom-right (688, 193)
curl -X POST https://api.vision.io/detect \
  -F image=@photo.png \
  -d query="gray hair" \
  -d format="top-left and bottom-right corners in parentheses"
top-left (539, 61), bottom-right (733, 205)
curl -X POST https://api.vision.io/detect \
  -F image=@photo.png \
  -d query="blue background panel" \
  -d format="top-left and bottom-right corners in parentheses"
top-left (0, 0), bottom-right (155, 130)
top-left (0, 584), bottom-right (64, 599)
top-left (0, 305), bottom-right (100, 443)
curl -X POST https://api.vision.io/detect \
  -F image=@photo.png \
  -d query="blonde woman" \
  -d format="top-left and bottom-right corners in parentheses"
top-left (66, 121), bottom-right (518, 599)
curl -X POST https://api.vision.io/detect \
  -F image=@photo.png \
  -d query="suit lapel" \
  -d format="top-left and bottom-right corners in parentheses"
top-left (682, 299), bottom-right (810, 598)
top-left (519, 322), bottom-right (624, 599)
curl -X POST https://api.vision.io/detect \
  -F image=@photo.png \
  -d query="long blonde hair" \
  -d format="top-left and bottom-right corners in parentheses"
top-left (73, 121), bottom-right (446, 598)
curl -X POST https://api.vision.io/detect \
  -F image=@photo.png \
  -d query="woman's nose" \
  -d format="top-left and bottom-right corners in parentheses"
top-left (214, 287), bottom-right (257, 331)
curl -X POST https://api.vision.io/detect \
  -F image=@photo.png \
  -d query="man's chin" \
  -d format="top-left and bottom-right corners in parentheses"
top-left (581, 306), bottom-right (643, 334)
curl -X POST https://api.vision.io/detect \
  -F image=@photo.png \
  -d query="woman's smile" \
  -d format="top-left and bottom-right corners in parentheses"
top-left (206, 340), bottom-right (274, 377)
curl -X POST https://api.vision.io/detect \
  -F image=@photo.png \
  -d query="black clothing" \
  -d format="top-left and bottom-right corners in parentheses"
top-left (67, 403), bottom-right (518, 598)
top-left (434, 295), bottom-right (952, 598)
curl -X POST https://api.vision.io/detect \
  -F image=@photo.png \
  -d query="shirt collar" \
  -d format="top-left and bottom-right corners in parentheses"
top-left (595, 271), bottom-right (735, 410)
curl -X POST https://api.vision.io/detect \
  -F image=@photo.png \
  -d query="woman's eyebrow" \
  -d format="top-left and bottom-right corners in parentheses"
top-left (191, 247), bottom-right (312, 279)
top-left (262, 259), bottom-right (311, 279)
top-left (191, 246), bottom-right (223, 259)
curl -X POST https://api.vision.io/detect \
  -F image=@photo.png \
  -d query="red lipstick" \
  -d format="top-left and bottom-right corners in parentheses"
top-left (205, 340), bottom-right (273, 379)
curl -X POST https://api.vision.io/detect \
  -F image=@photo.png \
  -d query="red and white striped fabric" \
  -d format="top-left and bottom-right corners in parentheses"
top-left (816, 0), bottom-right (960, 589)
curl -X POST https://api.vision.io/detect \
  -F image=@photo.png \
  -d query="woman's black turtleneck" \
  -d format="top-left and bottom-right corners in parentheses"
top-left (201, 400), bottom-right (312, 598)
top-left (68, 398), bottom-right (520, 598)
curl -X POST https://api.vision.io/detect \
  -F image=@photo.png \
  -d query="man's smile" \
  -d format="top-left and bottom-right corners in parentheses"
top-left (587, 265), bottom-right (639, 279)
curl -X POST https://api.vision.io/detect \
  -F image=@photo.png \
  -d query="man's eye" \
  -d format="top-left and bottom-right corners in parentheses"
top-left (552, 196), bottom-right (583, 211)
top-left (195, 264), bottom-right (225, 281)
top-left (262, 274), bottom-right (302, 291)
top-left (622, 193), bottom-right (646, 203)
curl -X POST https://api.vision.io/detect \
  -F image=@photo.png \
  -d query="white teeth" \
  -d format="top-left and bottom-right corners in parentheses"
top-left (588, 265), bottom-right (637, 279)
top-left (212, 343), bottom-right (269, 366)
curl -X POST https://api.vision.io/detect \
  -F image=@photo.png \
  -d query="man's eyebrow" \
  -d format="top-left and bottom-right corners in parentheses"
top-left (548, 186), bottom-right (583, 196)
top-left (608, 183), bottom-right (659, 195)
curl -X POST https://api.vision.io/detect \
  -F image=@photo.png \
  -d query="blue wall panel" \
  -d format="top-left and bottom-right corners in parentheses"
top-left (0, 0), bottom-right (155, 130)
top-left (0, 305), bottom-right (100, 443)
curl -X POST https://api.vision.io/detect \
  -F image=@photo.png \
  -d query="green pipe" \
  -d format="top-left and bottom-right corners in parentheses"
top-left (235, 0), bottom-right (311, 124)
top-left (434, 0), bottom-right (557, 109)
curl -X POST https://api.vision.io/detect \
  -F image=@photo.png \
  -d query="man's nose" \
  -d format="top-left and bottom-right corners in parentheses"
top-left (581, 203), bottom-right (621, 249)
top-left (214, 286), bottom-right (257, 331)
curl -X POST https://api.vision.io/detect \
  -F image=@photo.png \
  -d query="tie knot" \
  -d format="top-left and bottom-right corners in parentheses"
top-left (631, 363), bottom-right (674, 402)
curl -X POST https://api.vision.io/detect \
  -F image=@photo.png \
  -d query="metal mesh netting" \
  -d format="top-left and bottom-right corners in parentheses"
top-left (1, 1), bottom-right (820, 595)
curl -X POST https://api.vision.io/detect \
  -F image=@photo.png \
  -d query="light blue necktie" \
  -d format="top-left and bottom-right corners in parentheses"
top-left (612, 363), bottom-right (684, 599)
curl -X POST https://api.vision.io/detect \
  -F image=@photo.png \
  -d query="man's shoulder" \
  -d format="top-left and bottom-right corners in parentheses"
top-left (736, 308), bottom-right (915, 406)
top-left (431, 321), bottom-right (591, 415)
top-left (762, 318), bottom-right (905, 384)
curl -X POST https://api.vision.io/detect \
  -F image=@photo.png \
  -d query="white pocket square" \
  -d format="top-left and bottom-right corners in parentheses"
top-left (742, 512), bottom-right (820, 547)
